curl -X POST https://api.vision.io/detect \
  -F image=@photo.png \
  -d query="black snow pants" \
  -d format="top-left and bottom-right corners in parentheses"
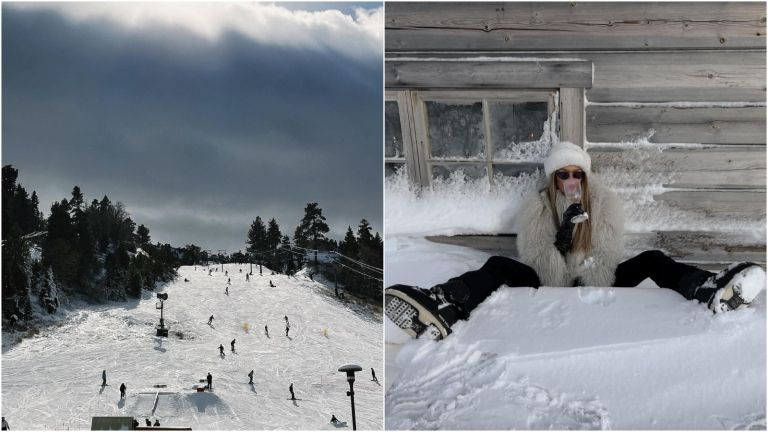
top-left (451, 250), bottom-right (714, 316)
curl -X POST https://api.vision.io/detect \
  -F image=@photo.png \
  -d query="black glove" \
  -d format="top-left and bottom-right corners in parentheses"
top-left (562, 203), bottom-right (585, 226)
top-left (553, 203), bottom-right (582, 256)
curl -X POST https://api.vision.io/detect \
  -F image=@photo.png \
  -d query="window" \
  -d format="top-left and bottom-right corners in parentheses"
top-left (386, 90), bottom-right (557, 185)
top-left (385, 57), bottom-right (591, 187)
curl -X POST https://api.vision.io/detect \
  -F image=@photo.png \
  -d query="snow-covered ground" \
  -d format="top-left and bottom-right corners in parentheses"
top-left (2, 264), bottom-right (383, 430)
top-left (385, 236), bottom-right (766, 430)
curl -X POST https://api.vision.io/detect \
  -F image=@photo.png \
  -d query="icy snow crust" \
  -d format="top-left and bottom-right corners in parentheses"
top-left (384, 237), bottom-right (766, 430)
top-left (2, 264), bottom-right (383, 430)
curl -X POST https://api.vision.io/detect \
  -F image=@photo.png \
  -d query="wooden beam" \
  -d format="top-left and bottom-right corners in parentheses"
top-left (559, 88), bottom-right (586, 146)
top-left (386, 2), bottom-right (766, 51)
top-left (586, 105), bottom-right (766, 145)
top-left (590, 146), bottom-right (766, 189)
top-left (655, 190), bottom-right (765, 218)
top-left (386, 50), bottom-right (767, 102)
top-left (386, 59), bottom-right (593, 89)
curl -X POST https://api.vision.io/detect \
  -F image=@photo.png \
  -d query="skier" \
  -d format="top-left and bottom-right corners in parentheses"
top-left (284, 315), bottom-right (289, 326)
top-left (231, 338), bottom-right (236, 352)
top-left (285, 324), bottom-right (290, 338)
top-left (225, 286), bottom-right (229, 295)
top-left (264, 325), bottom-right (269, 337)
top-left (218, 344), bottom-right (225, 357)
top-left (269, 280), bottom-right (276, 287)
top-left (248, 370), bottom-right (254, 384)
top-left (246, 273), bottom-right (250, 282)
top-left (330, 415), bottom-right (339, 425)
top-left (227, 277), bottom-right (231, 285)
top-left (371, 368), bottom-right (378, 383)
top-left (184, 278), bottom-right (189, 282)
top-left (207, 372), bottom-right (213, 390)
top-left (289, 383), bottom-right (296, 400)
top-left (102, 369), bottom-right (107, 386)
top-left (145, 419), bottom-right (151, 427)
top-left (385, 141), bottom-right (768, 340)
top-left (240, 269), bottom-right (242, 273)
top-left (119, 383), bottom-right (126, 399)
top-left (208, 315), bottom-right (214, 325)
top-left (153, 420), bottom-right (160, 427)
top-left (2, 417), bottom-right (9, 430)
top-left (225, 270), bottom-right (228, 276)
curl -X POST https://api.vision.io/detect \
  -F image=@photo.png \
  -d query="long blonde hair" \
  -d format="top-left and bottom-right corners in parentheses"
top-left (547, 172), bottom-right (593, 254)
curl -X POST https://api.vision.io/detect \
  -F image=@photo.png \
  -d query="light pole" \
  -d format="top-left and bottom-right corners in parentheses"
top-left (338, 364), bottom-right (362, 430)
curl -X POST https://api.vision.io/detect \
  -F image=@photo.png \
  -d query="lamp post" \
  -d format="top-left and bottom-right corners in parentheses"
top-left (338, 364), bottom-right (362, 430)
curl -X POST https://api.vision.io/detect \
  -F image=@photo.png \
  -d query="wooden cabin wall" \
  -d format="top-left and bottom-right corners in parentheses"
top-left (386, 2), bottom-right (766, 266)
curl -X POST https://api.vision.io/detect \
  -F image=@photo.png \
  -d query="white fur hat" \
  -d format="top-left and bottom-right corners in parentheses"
top-left (543, 141), bottom-right (591, 177)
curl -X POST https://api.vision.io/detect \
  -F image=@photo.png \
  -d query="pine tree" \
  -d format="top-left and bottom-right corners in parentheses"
top-left (70, 186), bottom-right (84, 212)
top-left (295, 203), bottom-right (329, 265)
top-left (2, 224), bottom-right (31, 319)
top-left (136, 224), bottom-right (151, 247)
top-left (246, 217), bottom-right (267, 264)
top-left (266, 218), bottom-right (282, 270)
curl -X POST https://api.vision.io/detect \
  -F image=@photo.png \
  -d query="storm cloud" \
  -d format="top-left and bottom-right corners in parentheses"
top-left (2, 3), bottom-right (383, 252)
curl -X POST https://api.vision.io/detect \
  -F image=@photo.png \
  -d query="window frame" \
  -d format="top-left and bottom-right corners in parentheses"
top-left (385, 58), bottom-right (592, 186)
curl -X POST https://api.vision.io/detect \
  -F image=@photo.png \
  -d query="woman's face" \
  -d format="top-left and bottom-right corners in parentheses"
top-left (554, 165), bottom-right (584, 193)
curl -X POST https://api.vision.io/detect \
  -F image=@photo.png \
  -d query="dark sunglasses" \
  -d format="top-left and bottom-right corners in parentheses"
top-left (555, 170), bottom-right (584, 180)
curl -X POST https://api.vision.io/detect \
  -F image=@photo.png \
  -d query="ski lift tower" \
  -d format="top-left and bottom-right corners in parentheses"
top-left (156, 293), bottom-right (169, 337)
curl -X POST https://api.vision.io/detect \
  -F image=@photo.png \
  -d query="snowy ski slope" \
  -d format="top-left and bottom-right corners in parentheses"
top-left (2, 264), bottom-right (383, 430)
top-left (385, 236), bottom-right (766, 430)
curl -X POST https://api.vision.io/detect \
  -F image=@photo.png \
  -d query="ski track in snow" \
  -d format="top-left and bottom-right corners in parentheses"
top-left (385, 236), bottom-right (766, 430)
top-left (2, 265), bottom-right (383, 430)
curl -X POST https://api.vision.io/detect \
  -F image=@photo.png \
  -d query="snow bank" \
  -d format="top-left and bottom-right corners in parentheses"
top-left (385, 129), bottom-right (765, 238)
top-left (385, 238), bottom-right (766, 429)
top-left (385, 167), bottom-right (542, 237)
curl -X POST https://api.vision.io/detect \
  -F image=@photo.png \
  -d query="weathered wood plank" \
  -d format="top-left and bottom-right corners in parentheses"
top-left (590, 146), bottom-right (766, 189)
top-left (586, 105), bottom-right (766, 144)
top-left (584, 50), bottom-right (766, 102)
top-left (386, 59), bottom-right (593, 89)
top-left (387, 51), bottom-right (767, 102)
top-left (426, 231), bottom-right (766, 268)
top-left (560, 88), bottom-right (586, 146)
top-left (655, 190), bottom-right (765, 218)
top-left (386, 2), bottom-right (766, 51)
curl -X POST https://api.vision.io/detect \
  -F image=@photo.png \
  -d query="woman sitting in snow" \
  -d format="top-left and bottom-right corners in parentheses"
top-left (386, 141), bottom-right (766, 340)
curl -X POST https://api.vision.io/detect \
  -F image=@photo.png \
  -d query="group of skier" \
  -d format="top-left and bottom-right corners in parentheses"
top-left (96, 265), bottom-right (367, 428)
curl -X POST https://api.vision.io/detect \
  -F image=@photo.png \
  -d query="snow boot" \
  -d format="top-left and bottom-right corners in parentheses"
top-left (699, 262), bottom-right (766, 314)
top-left (385, 284), bottom-right (460, 340)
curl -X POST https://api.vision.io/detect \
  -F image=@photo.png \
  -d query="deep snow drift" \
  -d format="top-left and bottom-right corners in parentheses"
top-left (2, 264), bottom-right (383, 430)
top-left (385, 237), bottom-right (766, 430)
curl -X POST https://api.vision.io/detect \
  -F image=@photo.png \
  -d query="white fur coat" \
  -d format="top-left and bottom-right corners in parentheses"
top-left (516, 176), bottom-right (625, 287)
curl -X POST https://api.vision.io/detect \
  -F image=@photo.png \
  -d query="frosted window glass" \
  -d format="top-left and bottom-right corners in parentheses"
top-left (385, 101), bottom-right (404, 158)
top-left (490, 102), bottom-right (549, 161)
top-left (426, 101), bottom-right (485, 160)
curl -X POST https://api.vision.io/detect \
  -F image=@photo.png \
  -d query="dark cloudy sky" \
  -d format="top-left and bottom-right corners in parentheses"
top-left (3, 2), bottom-right (383, 253)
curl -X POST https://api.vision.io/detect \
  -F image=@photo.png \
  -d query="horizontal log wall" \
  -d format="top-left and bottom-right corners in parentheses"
top-left (387, 2), bottom-right (767, 266)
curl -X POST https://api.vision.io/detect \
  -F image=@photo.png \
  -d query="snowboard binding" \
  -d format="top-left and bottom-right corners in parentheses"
top-left (706, 262), bottom-right (766, 314)
top-left (385, 285), bottom-right (456, 340)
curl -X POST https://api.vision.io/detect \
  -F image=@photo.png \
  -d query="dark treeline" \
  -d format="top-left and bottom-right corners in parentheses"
top-left (243, 203), bottom-right (383, 303)
top-left (2, 165), bottom-right (182, 326)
